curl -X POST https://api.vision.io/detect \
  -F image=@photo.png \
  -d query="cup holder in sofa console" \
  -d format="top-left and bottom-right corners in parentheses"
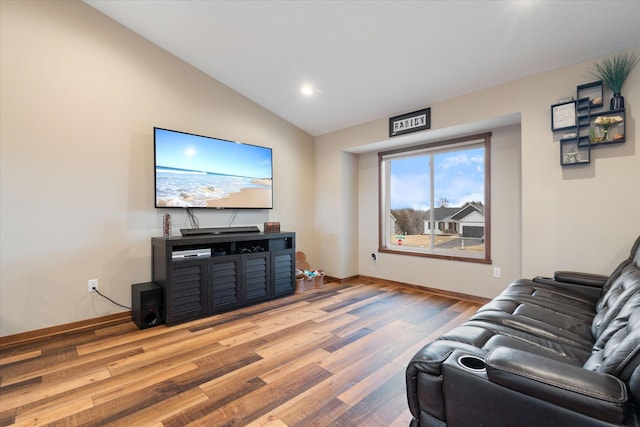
top-left (457, 355), bottom-right (486, 372)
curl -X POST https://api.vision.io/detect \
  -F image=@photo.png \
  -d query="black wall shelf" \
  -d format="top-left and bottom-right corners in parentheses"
top-left (552, 80), bottom-right (626, 167)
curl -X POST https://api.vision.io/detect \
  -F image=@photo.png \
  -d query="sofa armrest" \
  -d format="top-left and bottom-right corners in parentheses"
top-left (486, 346), bottom-right (628, 424)
top-left (552, 271), bottom-right (609, 287)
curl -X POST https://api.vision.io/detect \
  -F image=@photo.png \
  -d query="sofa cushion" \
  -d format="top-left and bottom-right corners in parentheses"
top-left (482, 334), bottom-right (590, 365)
top-left (486, 346), bottom-right (629, 424)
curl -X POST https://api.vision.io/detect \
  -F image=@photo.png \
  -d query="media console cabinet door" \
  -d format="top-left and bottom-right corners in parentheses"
top-left (166, 261), bottom-right (208, 324)
top-left (245, 252), bottom-right (270, 303)
top-left (272, 250), bottom-right (295, 296)
top-left (209, 256), bottom-right (242, 311)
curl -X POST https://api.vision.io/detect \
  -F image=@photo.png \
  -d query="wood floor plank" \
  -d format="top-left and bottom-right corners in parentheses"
top-left (335, 367), bottom-right (409, 426)
top-left (97, 387), bottom-right (210, 427)
top-left (0, 408), bottom-right (17, 427)
top-left (271, 325), bottom-right (416, 425)
top-left (92, 361), bottom-right (200, 406)
top-left (278, 397), bottom-right (352, 427)
top-left (105, 329), bottom-right (225, 376)
top-left (318, 319), bottom-right (415, 374)
top-left (0, 350), bottom-right (42, 367)
top-left (14, 354), bottom-right (199, 422)
top-left (76, 324), bottom-right (189, 356)
top-left (13, 396), bottom-right (95, 427)
top-left (198, 334), bottom-right (330, 398)
top-left (389, 408), bottom-right (415, 427)
top-left (0, 279), bottom-right (482, 426)
top-left (246, 412), bottom-right (288, 427)
top-left (0, 367), bottom-right (111, 412)
top-left (183, 363), bottom-right (332, 427)
top-left (255, 315), bottom-right (355, 360)
top-left (337, 355), bottom-right (405, 406)
top-left (0, 347), bottom-right (80, 386)
top-left (217, 306), bottom-right (321, 348)
top-left (258, 348), bottom-right (330, 384)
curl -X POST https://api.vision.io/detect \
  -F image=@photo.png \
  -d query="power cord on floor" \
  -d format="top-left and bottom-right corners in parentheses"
top-left (93, 287), bottom-right (131, 309)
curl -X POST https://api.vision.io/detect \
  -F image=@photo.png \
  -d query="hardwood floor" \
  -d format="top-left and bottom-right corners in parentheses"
top-left (0, 278), bottom-right (482, 426)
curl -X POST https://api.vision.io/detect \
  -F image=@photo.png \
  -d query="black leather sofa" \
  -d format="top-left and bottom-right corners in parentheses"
top-left (406, 235), bottom-right (640, 426)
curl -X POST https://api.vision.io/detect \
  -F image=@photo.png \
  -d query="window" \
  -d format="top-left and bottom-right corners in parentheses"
top-left (378, 132), bottom-right (491, 263)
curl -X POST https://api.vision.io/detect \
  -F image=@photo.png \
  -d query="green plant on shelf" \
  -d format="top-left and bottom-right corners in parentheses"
top-left (590, 50), bottom-right (639, 94)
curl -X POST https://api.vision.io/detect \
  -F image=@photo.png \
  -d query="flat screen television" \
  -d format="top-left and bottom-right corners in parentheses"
top-left (154, 127), bottom-right (273, 209)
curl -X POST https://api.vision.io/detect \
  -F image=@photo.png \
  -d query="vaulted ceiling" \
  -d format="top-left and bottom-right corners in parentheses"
top-left (85, 1), bottom-right (640, 136)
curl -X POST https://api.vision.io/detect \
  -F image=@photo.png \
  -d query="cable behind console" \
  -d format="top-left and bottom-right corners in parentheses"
top-left (186, 207), bottom-right (200, 229)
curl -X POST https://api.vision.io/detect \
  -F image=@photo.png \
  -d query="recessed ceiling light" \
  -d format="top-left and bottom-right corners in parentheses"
top-left (301, 85), bottom-right (314, 96)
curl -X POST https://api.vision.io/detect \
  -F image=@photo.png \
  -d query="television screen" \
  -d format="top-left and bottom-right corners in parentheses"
top-left (154, 127), bottom-right (273, 209)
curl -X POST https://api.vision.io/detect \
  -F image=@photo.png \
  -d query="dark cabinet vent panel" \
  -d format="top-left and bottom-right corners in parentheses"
top-left (273, 252), bottom-right (294, 294)
top-left (246, 256), bottom-right (268, 300)
top-left (211, 261), bottom-right (240, 307)
top-left (173, 265), bottom-right (205, 317)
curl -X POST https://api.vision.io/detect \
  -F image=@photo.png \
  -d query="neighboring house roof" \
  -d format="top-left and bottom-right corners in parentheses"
top-left (424, 207), bottom-right (460, 221)
top-left (426, 203), bottom-right (484, 222)
top-left (451, 203), bottom-right (484, 221)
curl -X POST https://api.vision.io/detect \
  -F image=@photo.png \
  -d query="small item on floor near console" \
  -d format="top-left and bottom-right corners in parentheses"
top-left (264, 221), bottom-right (280, 233)
top-left (295, 251), bottom-right (325, 293)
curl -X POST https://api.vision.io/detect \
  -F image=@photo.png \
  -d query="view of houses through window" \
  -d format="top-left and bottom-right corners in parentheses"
top-left (379, 133), bottom-right (491, 262)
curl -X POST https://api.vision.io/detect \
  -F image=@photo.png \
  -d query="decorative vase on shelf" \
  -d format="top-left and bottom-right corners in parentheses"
top-left (590, 126), bottom-right (605, 143)
top-left (610, 93), bottom-right (625, 110)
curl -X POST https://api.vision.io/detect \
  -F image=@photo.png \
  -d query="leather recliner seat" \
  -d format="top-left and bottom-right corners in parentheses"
top-left (406, 236), bottom-right (640, 426)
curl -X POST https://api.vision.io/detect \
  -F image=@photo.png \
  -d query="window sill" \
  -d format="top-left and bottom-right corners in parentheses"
top-left (379, 247), bottom-right (491, 264)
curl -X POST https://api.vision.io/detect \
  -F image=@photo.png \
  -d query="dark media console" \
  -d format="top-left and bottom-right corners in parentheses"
top-left (152, 232), bottom-right (295, 325)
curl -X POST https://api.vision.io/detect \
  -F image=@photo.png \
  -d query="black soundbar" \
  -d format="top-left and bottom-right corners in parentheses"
top-left (180, 226), bottom-right (260, 236)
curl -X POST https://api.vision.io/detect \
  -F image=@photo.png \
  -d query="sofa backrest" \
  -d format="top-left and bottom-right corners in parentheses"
top-left (593, 263), bottom-right (640, 340)
top-left (589, 236), bottom-right (640, 339)
top-left (585, 267), bottom-right (640, 384)
top-left (601, 235), bottom-right (640, 296)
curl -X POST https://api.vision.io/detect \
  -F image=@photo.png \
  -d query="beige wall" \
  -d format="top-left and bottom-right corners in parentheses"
top-left (0, 1), bottom-right (316, 336)
top-left (317, 52), bottom-right (639, 298)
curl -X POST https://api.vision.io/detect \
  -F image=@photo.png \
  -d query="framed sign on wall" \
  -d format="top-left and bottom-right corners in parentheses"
top-left (389, 107), bottom-right (431, 137)
top-left (551, 100), bottom-right (576, 131)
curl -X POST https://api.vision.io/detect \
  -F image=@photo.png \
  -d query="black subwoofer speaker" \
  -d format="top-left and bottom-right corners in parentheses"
top-left (131, 282), bottom-right (163, 330)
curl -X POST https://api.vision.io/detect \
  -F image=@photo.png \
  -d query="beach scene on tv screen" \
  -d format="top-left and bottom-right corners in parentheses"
top-left (155, 129), bottom-right (272, 208)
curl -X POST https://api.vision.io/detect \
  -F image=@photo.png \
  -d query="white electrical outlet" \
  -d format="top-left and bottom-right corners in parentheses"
top-left (493, 267), bottom-right (502, 278)
top-left (88, 279), bottom-right (99, 293)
